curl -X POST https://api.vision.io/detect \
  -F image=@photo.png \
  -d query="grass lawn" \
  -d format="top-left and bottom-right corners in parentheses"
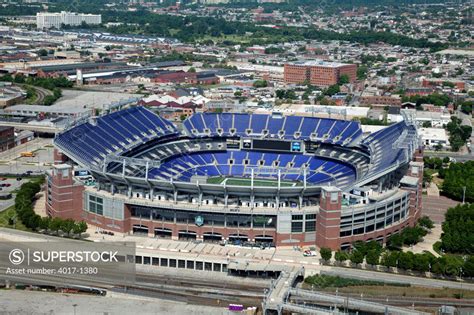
top-left (318, 284), bottom-right (474, 299)
top-left (0, 206), bottom-right (30, 231)
top-left (303, 274), bottom-right (474, 299)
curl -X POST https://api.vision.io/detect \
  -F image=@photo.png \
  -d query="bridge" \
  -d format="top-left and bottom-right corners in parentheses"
top-left (0, 121), bottom-right (63, 133)
top-left (262, 267), bottom-right (429, 315)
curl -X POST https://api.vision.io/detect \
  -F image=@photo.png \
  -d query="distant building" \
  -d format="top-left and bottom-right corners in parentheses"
top-left (0, 126), bottom-right (14, 152)
top-left (422, 78), bottom-right (466, 91)
top-left (419, 127), bottom-right (450, 149)
top-left (36, 12), bottom-right (102, 29)
top-left (360, 95), bottom-right (402, 107)
top-left (405, 87), bottom-right (434, 97)
top-left (284, 60), bottom-right (357, 86)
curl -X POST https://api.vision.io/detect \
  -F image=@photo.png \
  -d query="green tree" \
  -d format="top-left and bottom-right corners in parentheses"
top-left (37, 49), bottom-right (48, 57)
top-left (338, 74), bottom-right (350, 85)
top-left (334, 250), bottom-right (349, 263)
top-left (39, 217), bottom-right (51, 231)
top-left (350, 250), bottom-right (364, 265)
top-left (381, 251), bottom-right (399, 268)
top-left (413, 253), bottom-right (431, 272)
top-left (463, 256), bottom-right (474, 277)
top-left (398, 251), bottom-right (415, 270)
top-left (61, 218), bottom-right (76, 236)
top-left (324, 84), bottom-right (340, 96)
top-left (320, 247), bottom-right (332, 262)
top-left (365, 249), bottom-right (381, 266)
top-left (253, 80), bottom-right (268, 88)
top-left (441, 203), bottom-right (474, 253)
top-left (49, 217), bottom-right (63, 233)
top-left (418, 216), bottom-right (434, 230)
top-left (422, 121), bottom-right (432, 128)
top-left (78, 221), bottom-right (88, 234)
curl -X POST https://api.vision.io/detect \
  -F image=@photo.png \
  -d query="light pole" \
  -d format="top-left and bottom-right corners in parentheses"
top-left (72, 304), bottom-right (78, 315)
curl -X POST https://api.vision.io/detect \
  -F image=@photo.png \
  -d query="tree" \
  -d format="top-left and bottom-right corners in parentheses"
top-left (440, 203), bottom-right (474, 254)
top-left (413, 253), bottom-right (431, 272)
top-left (253, 80), bottom-right (268, 88)
top-left (357, 65), bottom-right (368, 80)
top-left (443, 255), bottom-right (464, 277)
top-left (387, 234), bottom-right (404, 250)
top-left (320, 247), bottom-right (332, 262)
top-left (463, 256), bottom-right (474, 277)
top-left (61, 218), bottom-right (76, 236)
top-left (422, 121), bottom-right (432, 128)
top-left (365, 249), bottom-right (381, 266)
top-left (381, 251), bottom-right (399, 268)
top-left (78, 221), bottom-right (88, 234)
top-left (39, 217), bottom-right (51, 231)
top-left (324, 84), bottom-right (340, 96)
top-left (37, 49), bottom-right (48, 57)
top-left (441, 162), bottom-right (474, 204)
top-left (334, 251), bottom-right (349, 263)
top-left (398, 251), bottom-right (415, 270)
top-left (350, 250), bottom-right (364, 265)
top-left (49, 217), bottom-right (63, 234)
top-left (418, 216), bottom-right (434, 230)
top-left (188, 67), bottom-right (196, 73)
top-left (338, 74), bottom-right (350, 85)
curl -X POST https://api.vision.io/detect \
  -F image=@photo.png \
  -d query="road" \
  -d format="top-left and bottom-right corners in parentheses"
top-left (424, 151), bottom-right (473, 162)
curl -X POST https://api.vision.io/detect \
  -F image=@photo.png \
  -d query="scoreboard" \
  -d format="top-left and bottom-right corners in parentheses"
top-left (242, 139), bottom-right (303, 153)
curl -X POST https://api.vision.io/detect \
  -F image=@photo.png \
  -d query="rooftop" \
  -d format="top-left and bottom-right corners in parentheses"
top-left (287, 60), bottom-right (353, 68)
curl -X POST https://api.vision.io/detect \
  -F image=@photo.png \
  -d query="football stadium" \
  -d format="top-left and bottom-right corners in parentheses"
top-left (47, 106), bottom-right (423, 250)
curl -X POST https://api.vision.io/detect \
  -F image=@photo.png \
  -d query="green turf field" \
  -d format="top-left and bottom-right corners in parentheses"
top-left (206, 176), bottom-right (299, 187)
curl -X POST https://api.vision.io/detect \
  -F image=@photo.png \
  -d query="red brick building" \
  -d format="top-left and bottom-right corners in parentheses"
top-left (0, 126), bottom-right (14, 152)
top-left (422, 78), bottom-right (466, 90)
top-left (284, 61), bottom-right (357, 86)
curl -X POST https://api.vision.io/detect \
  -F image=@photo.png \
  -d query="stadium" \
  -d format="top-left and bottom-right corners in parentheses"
top-left (46, 106), bottom-right (423, 250)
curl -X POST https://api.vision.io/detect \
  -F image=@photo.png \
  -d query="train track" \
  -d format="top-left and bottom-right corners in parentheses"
top-left (0, 269), bottom-right (266, 308)
top-left (293, 293), bottom-right (474, 309)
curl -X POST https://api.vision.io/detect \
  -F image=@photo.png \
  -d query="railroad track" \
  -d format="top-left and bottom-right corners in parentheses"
top-left (293, 293), bottom-right (474, 309)
top-left (0, 269), bottom-right (266, 308)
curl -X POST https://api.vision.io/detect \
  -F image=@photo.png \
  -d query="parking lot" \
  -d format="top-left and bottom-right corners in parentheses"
top-left (0, 137), bottom-right (54, 175)
top-left (0, 176), bottom-right (27, 212)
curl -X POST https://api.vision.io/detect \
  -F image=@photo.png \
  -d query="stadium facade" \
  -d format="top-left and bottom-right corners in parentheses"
top-left (46, 107), bottom-right (423, 250)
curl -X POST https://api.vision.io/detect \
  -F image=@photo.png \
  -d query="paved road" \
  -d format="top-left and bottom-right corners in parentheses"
top-left (424, 151), bottom-right (473, 162)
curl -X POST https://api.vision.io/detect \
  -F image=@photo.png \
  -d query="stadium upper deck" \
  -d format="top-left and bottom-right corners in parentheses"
top-left (49, 106), bottom-right (422, 249)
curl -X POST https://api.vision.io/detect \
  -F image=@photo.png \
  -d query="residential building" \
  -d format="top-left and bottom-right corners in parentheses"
top-left (0, 126), bottom-right (15, 152)
top-left (284, 60), bottom-right (357, 86)
top-left (36, 12), bottom-right (102, 29)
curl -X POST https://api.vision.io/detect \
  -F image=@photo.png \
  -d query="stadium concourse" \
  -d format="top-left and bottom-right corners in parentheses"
top-left (46, 106), bottom-right (423, 250)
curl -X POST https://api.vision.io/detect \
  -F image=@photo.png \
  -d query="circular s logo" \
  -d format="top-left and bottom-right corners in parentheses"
top-left (9, 249), bottom-right (25, 265)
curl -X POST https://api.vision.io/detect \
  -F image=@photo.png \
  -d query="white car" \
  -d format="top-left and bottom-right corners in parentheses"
top-left (303, 250), bottom-right (317, 257)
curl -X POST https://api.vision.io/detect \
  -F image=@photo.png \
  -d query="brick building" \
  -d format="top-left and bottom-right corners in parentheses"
top-left (0, 126), bottom-right (14, 152)
top-left (284, 61), bottom-right (357, 86)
